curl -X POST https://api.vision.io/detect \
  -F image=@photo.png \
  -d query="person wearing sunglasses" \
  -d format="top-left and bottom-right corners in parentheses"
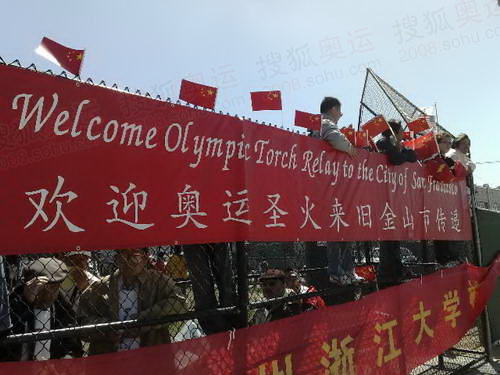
top-left (251, 269), bottom-right (303, 325)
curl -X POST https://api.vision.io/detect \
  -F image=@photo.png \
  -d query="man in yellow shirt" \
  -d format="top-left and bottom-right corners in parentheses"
top-left (165, 248), bottom-right (188, 281)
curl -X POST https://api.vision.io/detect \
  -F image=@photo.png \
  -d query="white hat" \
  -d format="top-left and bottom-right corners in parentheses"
top-left (65, 250), bottom-right (92, 257)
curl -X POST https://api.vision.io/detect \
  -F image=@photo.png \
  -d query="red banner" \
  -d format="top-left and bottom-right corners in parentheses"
top-left (0, 65), bottom-right (471, 255)
top-left (1, 255), bottom-right (498, 375)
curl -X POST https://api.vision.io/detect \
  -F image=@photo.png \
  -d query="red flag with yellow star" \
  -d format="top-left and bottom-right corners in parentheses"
top-left (425, 157), bottom-right (455, 182)
top-left (355, 265), bottom-right (376, 281)
top-left (179, 79), bottom-right (217, 109)
top-left (354, 130), bottom-right (370, 147)
top-left (403, 131), bottom-right (439, 161)
top-left (294, 110), bottom-right (320, 130)
top-left (339, 126), bottom-right (355, 145)
top-left (407, 117), bottom-right (430, 133)
top-left (360, 116), bottom-right (390, 138)
top-left (250, 90), bottom-right (282, 111)
top-left (35, 37), bottom-right (84, 76)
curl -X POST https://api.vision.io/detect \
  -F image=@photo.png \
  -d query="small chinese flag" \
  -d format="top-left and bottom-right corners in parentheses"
top-left (360, 116), bottom-right (390, 138)
top-left (340, 126), bottom-right (355, 145)
top-left (35, 37), bottom-right (85, 76)
top-left (250, 90), bottom-right (282, 111)
top-left (403, 131), bottom-right (439, 161)
top-left (355, 265), bottom-right (376, 281)
top-left (179, 79), bottom-right (217, 109)
top-left (294, 110), bottom-right (321, 130)
top-left (354, 130), bottom-right (370, 148)
top-left (453, 161), bottom-right (468, 180)
top-left (426, 157), bottom-right (455, 182)
top-left (407, 117), bottom-right (430, 133)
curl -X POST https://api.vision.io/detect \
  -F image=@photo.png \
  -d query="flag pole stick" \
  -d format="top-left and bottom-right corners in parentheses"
top-left (77, 48), bottom-right (87, 79)
top-left (434, 102), bottom-right (439, 125)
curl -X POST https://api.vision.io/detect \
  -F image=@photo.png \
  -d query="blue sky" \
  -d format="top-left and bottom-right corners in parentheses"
top-left (1, 0), bottom-right (499, 186)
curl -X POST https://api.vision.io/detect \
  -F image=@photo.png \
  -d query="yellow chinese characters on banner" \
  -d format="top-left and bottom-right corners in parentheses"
top-left (373, 319), bottom-right (402, 368)
top-left (320, 335), bottom-right (355, 375)
top-left (412, 301), bottom-right (434, 344)
top-left (256, 353), bottom-right (293, 375)
top-left (467, 280), bottom-right (480, 308)
top-left (443, 290), bottom-right (461, 328)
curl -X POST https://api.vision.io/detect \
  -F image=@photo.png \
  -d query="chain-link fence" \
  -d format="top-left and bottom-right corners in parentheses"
top-left (358, 68), bottom-right (450, 136)
top-left (0, 65), bottom-right (492, 372)
top-left (0, 239), bottom-right (485, 374)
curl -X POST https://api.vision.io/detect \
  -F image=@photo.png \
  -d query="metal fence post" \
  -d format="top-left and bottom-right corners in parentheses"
top-left (469, 176), bottom-right (493, 360)
top-left (236, 241), bottom-right (249, 328)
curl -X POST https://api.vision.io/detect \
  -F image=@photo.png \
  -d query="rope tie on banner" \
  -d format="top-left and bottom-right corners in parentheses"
top-left (226, 328), bottom-right (236, 351)
top-left (420, 274), bottom-right (423, 285)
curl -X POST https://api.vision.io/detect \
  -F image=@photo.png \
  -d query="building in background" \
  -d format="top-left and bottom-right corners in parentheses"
top-left (475, 184), bottom-right (500, 212)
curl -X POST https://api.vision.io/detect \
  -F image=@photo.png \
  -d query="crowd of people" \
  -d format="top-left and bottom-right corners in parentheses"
top-left (0, 245), bottom-right (330, 362)
top-left (317, 96), bottom-right (474, 288)
top-left (0, 96), bottom-right (475, 362)
top-left (0, 248), bottom-right (190, 361)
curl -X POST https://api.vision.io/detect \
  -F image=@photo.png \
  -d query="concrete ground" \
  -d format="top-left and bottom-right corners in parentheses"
top-left (411, 327), bottom-right (500, 375)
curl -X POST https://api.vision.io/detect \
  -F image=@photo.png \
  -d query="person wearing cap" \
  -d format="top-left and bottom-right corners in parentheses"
top-left (250, 269), bottom-right (302, 325)
top-left (60, 250), bottom-right (99, 311)
top-left (79, 248), bottom-right (187, 355)
top-left (0, 257), bottom-right (82, 361)
top-left (285, 269), bottom-right (326, 311)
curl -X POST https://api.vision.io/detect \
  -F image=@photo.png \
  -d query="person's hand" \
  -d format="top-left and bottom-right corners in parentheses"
top-left (23, 276), bottom-right (50, 304)
top-left (69, 267), bottom-right (89, 291)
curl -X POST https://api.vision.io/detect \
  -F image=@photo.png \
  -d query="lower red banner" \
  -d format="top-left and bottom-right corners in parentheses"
top-left (1, 255), bottom-right (499, 375)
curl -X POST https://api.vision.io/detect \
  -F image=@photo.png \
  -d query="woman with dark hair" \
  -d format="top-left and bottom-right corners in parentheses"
top-left (376, 119), bottom-right (417, 165)
top-left (445, 133), bottom-right (475, 175)
top-left (375, 119), bottom-right (417, 287)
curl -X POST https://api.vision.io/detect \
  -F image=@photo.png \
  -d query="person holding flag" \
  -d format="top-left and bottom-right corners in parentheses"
top-left (376, 119), bottom-right (417, 166)
top-left (425, 132), bottom-right (467, 183)
top-left (376, 120), bottom-right (417, 288)
top-left (431, 132), bottom-right (466, 268)
top-left (446, 133), bottom-right (476, 175)
top-left (318, 97), bottom-right (360, 286)
top-left (319, 97), bottom-right (356, 157)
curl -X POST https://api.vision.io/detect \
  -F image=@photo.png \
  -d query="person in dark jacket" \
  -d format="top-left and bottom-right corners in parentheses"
top-left (0, 257), bottom-right (83, 361)
top-left (376, 119), bottom-right (417, 165)
top-left (376, 120), bottom-right (417, 287)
